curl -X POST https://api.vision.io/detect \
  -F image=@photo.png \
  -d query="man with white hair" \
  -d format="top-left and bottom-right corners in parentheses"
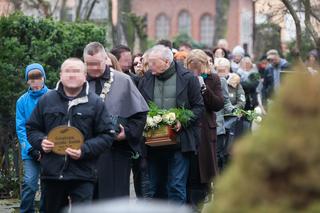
top-left (231, 45), bottom-right (245, 73)
top-left (138, 45), bottom-right (204, 204)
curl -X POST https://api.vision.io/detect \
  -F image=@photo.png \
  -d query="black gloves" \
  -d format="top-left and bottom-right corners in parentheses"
top-left (28, 147), bottom-right (41, 161)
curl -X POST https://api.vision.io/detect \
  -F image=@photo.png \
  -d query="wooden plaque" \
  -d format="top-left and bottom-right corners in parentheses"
top-left (48, 125), bottom-right (84, 155)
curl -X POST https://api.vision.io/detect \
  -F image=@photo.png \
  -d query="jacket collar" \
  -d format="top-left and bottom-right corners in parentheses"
top-left (142, 61), bottom-right (189, 101)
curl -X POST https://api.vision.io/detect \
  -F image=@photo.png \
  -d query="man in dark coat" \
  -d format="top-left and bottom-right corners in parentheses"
top-left (138, 45), bottom-right (204, 204)
top-left (83, 42), bottom-right (149, 199)
top-left (26, 58), bottom-right (114, 213)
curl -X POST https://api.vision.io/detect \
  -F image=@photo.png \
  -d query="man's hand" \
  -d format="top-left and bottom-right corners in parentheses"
top-left (116, 124), bottom-right (126, 141)
top-left (41, 139), bottom-right (54, 153)
top-left (65, 148), bottom-right (81, 160)
top-left (174, 121), bottom-right (182, 132)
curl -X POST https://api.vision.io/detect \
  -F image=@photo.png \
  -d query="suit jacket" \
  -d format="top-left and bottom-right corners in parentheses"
top-left (138, 61), bottom-right (204, 152)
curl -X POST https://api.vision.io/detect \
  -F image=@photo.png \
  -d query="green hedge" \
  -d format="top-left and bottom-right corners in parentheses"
top-left (0, 13), bottom-right (107, 128)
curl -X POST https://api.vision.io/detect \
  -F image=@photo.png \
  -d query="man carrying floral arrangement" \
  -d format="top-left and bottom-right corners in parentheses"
top-left (138, 45), bottom-right (204, 204)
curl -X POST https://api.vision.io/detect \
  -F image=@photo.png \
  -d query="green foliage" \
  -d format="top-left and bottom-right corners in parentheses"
top-left (0, 12), bottom-right (107, 127)
top-left (286, 31), bottom-right (317, 63)
top-left (254, 23), bottom-right (282, 61)
top-left (172, 33), bottom-right (206, 50)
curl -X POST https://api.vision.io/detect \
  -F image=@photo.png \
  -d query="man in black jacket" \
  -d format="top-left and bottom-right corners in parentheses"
top-left (138, 45), bottom-right (204, 204)
top-left (26, 58), bottom-right (114, 213)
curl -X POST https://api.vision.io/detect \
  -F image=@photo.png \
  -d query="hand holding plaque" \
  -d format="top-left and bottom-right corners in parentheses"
top-left (47, 125), bottom-right (84, 155)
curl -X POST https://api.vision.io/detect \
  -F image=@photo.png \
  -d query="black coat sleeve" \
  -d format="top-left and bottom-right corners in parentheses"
top-left (187, 75), bottom-right (205, 126)
top-left (80, 99), bottom-right (114, 160)
top-left (124, 111), bottom-right (147, 147)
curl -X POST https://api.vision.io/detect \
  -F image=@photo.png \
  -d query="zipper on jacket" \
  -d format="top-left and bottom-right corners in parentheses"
top-left (59, 155), bottom-right (68, 179)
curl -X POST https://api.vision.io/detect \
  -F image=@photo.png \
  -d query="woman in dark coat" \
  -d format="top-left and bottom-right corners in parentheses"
top-left (185, 49), bottom-right (224, 211)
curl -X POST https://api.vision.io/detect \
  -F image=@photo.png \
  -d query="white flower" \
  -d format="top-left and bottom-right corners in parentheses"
top-left (254, 116), bottom-right (262, 123)
top-left (146, 117), bottom-right (156, 127)
top-left (153, 115), bottom-right (162, 124)
top-left (162, 112), bottom-right (176, 125)
top-left (254, 107), bottom-right (262, 115)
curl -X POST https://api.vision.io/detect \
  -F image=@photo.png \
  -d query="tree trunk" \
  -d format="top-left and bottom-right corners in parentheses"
top-left (85, 0), bottom-right (98, 20)
top-left (281, 0), bottom-right (302, 57)
top-left (303, 0), bottom-right (320, 52)
top-left (213, 0), bottom-right (230, 46)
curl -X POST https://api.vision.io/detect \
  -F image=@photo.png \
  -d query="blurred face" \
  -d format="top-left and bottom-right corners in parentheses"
top-left (233, 55), bottom-right (242, 63)
top-left (27, 69), bottom-right (44, 91)
top-left (28, 78), bottom-right (44, 91)
top-left (148, 53), bottom-right (170, 75)
top-left (84, 52), bottom-right (106, 78)
top-left (267, 54), bottom-right (280, 66)
top-left (216, 66), bottom-right (230, 77)
top-left (187, 60), bottom-right (203, 76)
top-left (309, 55), bottom-right (316, 63)
top-left (214, 49), bottom-right (225, 58)
top-left (60, 61), bottom-right (86, 90)
top-left (133, 56), bottom-right (142, 73)
top-left (207, 56), bottom-right (213, 68)
top-left (241, 61), bottom-right (253, 71)
top-left (119, 51), bottom-right (132, 72)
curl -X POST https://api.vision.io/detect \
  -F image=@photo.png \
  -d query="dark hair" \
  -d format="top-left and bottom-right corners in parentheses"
top-left (132, 53), bottom-right (143, 72)
top-left (203, 49), bottom-right (213, 61)
top-left (179, 42), bottom-right (192, 49)
top-left (110, 45), bottom-right (131, 60)
top-left (83, 42), bottom-right (106, 57)
top-left (157, 39), bottom-right (173, 49)
top-left (212, 47), bottom-right (229, 59)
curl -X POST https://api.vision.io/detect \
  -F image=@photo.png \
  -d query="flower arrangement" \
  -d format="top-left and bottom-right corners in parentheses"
top-left (145, 102), bottom-right (194, 131)
top-left (231, 107), bottom-right (263, 123)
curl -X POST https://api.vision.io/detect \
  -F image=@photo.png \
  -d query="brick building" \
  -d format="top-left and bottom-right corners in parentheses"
top-left (132, 0), bottom-right (254, 50)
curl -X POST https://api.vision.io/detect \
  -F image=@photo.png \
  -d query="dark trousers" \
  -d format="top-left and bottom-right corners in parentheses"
top-left (42, 179), bottom-right (94, 213)
top-left (94, 148), bottom-right (131, 199)
top-left (148, 149), bottom-right (190, 205)
top-left (217, 134), bottom-right (228, 172)
top-left (132, 157), bottom-right (152, 198)
top-left (187, 154), bottom-right (211, 212)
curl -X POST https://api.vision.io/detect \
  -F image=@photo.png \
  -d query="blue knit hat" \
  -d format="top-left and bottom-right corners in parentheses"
top-left (25, 63), bottom-right (46, 81)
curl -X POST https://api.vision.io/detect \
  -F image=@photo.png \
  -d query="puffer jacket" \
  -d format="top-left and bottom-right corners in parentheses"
top-left (26, 82), bottom-right (114, 181)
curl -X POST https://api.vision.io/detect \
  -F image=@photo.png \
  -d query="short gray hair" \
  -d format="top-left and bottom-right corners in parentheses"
top-left (149, 45), bottom-right (173, 63)
top-left (83, 42), bottom-right (107, 58)
top-left (61, 58), bottom-right (86, 73)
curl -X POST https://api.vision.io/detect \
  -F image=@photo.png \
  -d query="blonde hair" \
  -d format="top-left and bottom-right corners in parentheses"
top-left (107, 53), bottom-right (122, 71)
top-left (185, 49), bottom-right (211, 74)
top-left (214, 57), bottom-right (230, 68)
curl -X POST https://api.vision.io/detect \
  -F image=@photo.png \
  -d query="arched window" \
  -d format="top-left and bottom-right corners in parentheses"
top-left (178, 10), bottom-right (191, 35)
top-left (155, 14), bottom-right (170, 39)
top-left (200, 14), bottom-right (214, 47)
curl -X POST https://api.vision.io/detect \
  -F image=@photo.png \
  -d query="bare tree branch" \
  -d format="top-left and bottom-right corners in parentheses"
top-left (303, 0), bottom-right (320, 49)
top-left (76, 0), bottom-right (83, 21)
top-left (85, 0), bottom-right (98, 20)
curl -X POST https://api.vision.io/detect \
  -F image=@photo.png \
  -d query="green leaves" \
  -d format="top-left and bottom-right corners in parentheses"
top-left (0, 13), bottom-right (107, 128)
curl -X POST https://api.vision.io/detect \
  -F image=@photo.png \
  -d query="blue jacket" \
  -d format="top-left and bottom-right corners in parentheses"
top-left (16, 86), bottom-right (49, 160)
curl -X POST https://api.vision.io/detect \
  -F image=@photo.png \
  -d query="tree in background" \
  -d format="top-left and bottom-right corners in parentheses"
top-left (257, 0), bottom-right (319, 59)
top-left (213, 0), bottom-right (230, 46)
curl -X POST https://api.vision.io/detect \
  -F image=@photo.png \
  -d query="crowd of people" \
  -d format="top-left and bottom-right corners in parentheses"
top-left (15, 38), bottom-right (319, 213)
